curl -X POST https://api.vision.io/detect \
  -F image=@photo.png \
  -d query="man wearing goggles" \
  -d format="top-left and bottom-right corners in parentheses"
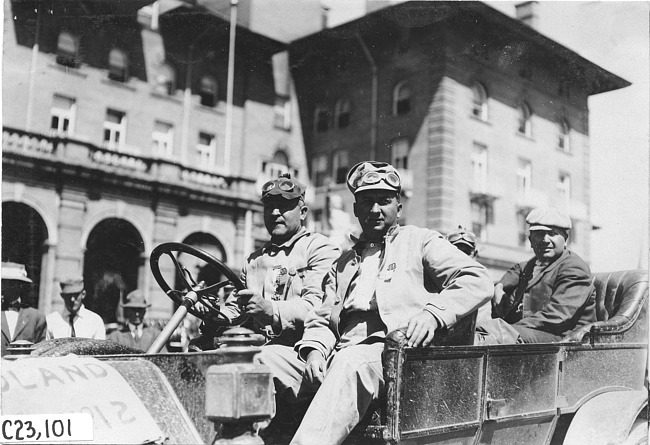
top-left (211, 172), bottom-right (339, 354)
top-left (446, 226), bottom-right (478, 259)
top-left (258, 161), bottom-right (493, 445)
top-left (475, 207), bottom-right (596, 344)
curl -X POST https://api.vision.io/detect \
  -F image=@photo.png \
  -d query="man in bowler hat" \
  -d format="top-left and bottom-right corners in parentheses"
top-left (108, 290), bottom-right (165, 352)
top-left (1, 262), bottom-right (47, 356)
top-left (476, 207), bottom-right (596, 344)
top-left (47, 275), bottom-right (105, 339)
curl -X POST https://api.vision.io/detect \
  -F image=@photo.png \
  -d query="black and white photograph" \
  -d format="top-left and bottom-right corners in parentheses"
top-left (2, 1), bottom-right (648, 444)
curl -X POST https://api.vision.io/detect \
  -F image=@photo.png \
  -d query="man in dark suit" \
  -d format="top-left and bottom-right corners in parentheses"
top-left (476, 207), bottom-right (596, 344)
top-left (107, 290), bottom-right (166, 352)
top-left (1, 262), bottom-right (47, 356)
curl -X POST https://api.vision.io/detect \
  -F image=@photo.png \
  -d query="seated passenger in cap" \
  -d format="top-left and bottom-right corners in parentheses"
top-left (193, 173), bottom-right (339, 351)
top-left (447, 226), bottom-right (478, 259)
top-left (475, 207), bottom-right (596, 344)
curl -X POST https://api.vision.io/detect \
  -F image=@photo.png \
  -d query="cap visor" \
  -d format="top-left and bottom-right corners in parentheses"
top-left (354, 184), bottom-right (400, 194)
top-left (528, 224), bottom-right (553, 231)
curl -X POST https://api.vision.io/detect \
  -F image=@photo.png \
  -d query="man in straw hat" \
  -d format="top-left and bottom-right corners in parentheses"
top-left (108, 289), bottom-right (165, 352)
top-left (258, 161), bottom-right (493, 444)
top-left (1, 262), bottom-right (47, 356)
top-left (475, 207), bottom-right (596, 344)
top-left (46, 275), bottom-right (105, 339)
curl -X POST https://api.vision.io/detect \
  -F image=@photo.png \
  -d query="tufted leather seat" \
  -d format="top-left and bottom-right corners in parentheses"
top-left (562, 269), bottom-right (648, 342)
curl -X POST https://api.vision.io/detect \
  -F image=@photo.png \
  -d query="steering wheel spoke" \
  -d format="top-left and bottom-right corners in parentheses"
top-left (150, 242), bottom-right (245, 322)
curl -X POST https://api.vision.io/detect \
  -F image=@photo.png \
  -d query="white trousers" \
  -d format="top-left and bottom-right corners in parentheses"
top-left (255, 342), bottom-right (385, 445)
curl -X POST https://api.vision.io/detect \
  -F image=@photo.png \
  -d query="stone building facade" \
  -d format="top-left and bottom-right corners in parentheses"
top-left (2, 0), bottom-right (314, 323)
top-left (289, 1), bottom-right (629, 280)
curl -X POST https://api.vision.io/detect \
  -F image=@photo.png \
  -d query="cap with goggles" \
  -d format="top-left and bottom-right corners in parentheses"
top-left (261, 173), bottom-right (306, 201)
top-left (446, 226), bottom-right (477, 249)
top-left (346, 161), bottom-right (401, 195)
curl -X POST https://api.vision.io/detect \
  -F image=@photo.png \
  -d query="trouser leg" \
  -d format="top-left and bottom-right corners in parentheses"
top-left (513, 325), bottom-right (561, 343)
top-left (255, 344), bottom-right (306, 402)
top-left (290, 342), bottom-right (385, 445)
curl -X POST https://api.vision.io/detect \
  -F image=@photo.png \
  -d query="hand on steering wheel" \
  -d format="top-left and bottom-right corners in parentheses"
top-left (150, 242), bottom-right (246, 323)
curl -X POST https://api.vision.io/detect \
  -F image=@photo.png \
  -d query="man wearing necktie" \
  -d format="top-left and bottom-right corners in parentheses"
top-left (475, 207), bottom-right (597, 344)
top-left (107, 290), bottom-right (166, 352)
top-left (46, 275), bottom-right (105, 340)
top-left (1, 262), bottom-right (47, 356)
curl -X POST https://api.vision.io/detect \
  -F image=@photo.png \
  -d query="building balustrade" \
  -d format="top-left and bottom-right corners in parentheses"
top-left (2, 127), bottom-right (256, 199)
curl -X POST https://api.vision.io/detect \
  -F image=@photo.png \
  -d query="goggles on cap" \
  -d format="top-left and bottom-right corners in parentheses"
top-left (356, 170), bottom-right (401, 189)
top-left (447, 232), bottom-right (476, 245)
top-left (262, 178), bottom-right (297, 194)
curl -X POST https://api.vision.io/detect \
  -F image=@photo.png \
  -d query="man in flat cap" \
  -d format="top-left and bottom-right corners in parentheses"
top-left (107, 290), bottom-right (165, 352)
top-left (476, 207), bottom-right (596, 344)
top-left (1, 262), bottom-right (47, 356)
top-left (46, 275), bottom-right (105, 339)
top-left (194, 172), bottom-right (339, 352)
top-left (260, 162), bottom-right (492, 444)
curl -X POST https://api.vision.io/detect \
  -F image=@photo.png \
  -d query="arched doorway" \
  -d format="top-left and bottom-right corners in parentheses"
top-left (83, 218), bottom-right (144, 324)
top-left (2, 202), bottom-right (49, 308)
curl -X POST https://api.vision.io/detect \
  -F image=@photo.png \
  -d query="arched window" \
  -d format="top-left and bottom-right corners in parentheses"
top-left (154, 62), bottom-right (176, 95)
top-left (471, 83), bottom-right (488, 121)
top-left (517, 102), bottom-right (532, 137)
top-left (56, 31), bottom-right (80, 67)
top-left (393, 81), bottom-right (412, 116)
top-left (335, 97), bottom-right (351, 128)
top-left (199, 75), bottom-right (218, 107)
top-left (108, 48), bottom-right (128, 82)
top-left (558, 119), bottom-right (570, 152)
top-left (315, 106), bottom-right (330, 133)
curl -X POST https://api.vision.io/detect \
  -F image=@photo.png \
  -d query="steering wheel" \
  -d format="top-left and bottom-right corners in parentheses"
top-left (150, 242), bottom-right (245, 322)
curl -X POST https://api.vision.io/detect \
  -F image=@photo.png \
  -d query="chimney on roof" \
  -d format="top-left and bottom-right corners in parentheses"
top-left (515, 1), bottom-right (539, 29)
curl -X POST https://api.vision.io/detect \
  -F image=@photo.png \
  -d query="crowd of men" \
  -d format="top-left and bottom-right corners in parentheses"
top-left (1, 160), bottom-right (597, 445)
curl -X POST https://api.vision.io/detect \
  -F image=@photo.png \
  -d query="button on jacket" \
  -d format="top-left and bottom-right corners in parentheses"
top-left (297, 225), bottom-right (493, 358)
top-left (223, 227), bottom-right (339, 346)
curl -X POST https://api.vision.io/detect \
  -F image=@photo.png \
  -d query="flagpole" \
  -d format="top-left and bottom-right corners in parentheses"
top-left (224, 0), bottom-right (238, 174)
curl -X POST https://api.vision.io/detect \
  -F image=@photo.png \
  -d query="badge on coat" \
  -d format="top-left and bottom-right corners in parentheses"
top-left (378, 263), bottom-right (397, 282)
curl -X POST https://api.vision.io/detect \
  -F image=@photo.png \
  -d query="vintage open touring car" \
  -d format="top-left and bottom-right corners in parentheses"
top-left (2, 242), bottom-right (648, 445)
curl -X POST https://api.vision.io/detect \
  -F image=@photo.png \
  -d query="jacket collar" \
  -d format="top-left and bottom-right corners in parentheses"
top-left (350, 224), bottom-right (400, 253)
top-left (526, 249), bottom-right (570, 288)
top-left (264, 226), bottom-right (309, 252)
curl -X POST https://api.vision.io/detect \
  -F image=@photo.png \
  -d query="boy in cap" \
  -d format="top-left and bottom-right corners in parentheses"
top-left (260, 162), bottom-right (492, 445)
top-left (1, 262), bottom-right (47, 356)
top-left (107, 290), bottom-right (165, 352)
top-left (195, 173), bottom-right (339, 352)
top-left (46, 275), bottom-right (105, 340)
top-left (476, 207), bottom-right (596, 344)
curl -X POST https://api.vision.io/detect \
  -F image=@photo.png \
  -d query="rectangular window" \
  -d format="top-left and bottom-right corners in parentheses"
top-left (517, 210), bottom-right (528, 246)
top-left (197, 132), bottom-right (217, 170)
top-left (274, 96), bottom-right (291, 130)
top-left (312, 153), bottom-right (328, 187)
top-left (332, 150), bottom-right (349, 184)
top-left (103, 109), bottom-right (126, 151)
top-left (471, 201), bottom-right (488, 242)
top-left (516, 159), bottom-right (532, 199)
top-left (471, 143), bottom-right (488, 193)
top-left (50, 95), bottom-right (76, 136)
top-left (151, 121), bottom-right (174, 158)
top-left (557, 173), bottom-right (571, 207)
top-left (391, 138), bottom-right (409, 169)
